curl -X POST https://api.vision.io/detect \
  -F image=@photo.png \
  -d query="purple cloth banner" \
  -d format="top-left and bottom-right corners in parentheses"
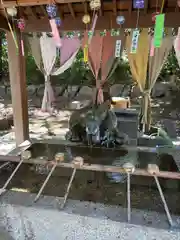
top-left (133, 0), bottom-right (144, 9)
top-left (60, 37), bottom-right (80, 65)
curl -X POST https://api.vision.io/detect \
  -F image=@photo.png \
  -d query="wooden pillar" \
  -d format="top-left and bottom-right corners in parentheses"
top-left (6, 30), bottom-right (29, 145)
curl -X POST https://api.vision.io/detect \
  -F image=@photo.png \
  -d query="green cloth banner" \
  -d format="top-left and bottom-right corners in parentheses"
top-left (154, 14), bottom-right (165, 48)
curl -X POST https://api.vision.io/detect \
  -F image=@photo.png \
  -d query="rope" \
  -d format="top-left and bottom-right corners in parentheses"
top-left (0, 0), bottom-right (18, 49)
top-left (156, 0), bottom-right (159, 12)
top-left (127, 172), bottom-right (131, 222)
top-left (160, 0), bottom-right (165, 13)
top-left (135, 9), bottom-right (140, 29)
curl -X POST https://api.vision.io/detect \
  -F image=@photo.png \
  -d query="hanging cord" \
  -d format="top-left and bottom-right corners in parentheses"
top-left (115, 14), bottom-right (122, 36)
top-left (88, 9), bottom-right (97, 45)
top-left (135, 8), bottom-right (140, 29)
top-left (0, 0), bottom-right (18, 49)
top-left (127, 172), bottom-right (131, 222)
top-left (16, 3), bottom-right (23, 55)
top-left (156, 0), bottom-right (159, 12)
top-left (160, 0), bottom-right (165, 13)
top-left (119, 24), bottom-right (122, 36)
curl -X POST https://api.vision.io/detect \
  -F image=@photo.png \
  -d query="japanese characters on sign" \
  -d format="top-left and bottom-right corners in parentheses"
top-left (115, 40), bottom-right (121, 58)
top-left (130, 29), bottom-right (140, 54)
top-left (133, 0), bottom-right (144, 9)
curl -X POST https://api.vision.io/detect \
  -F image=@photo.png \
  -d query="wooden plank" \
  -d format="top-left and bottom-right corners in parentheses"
top-left (83, 1), bottom-right (88, 14)
top-left (18, 6), bottom-right (28, 20)
top-left (30, 138), bottom-right (180, 155)
top-left (66, 1), bottom-right (130, 13)
top-left (1, 0), bottom-right (177, 9)
top-left (144, 0), bottom-right (148, 13)
top-left (68, 3), bottom-right (76, 18)
top-left (26, 6), bottom-right (38, 19)
top-left (128, 0), bottom-right (132, 14)
top-left (23, 12), bottom-right (180, 31)
top-left (0, 15), bottom-right (9, 31)
top-left (57, 4), bottom-right (64, 19)
top-left (0, 155), bottom-right (180, 180)
top-left (99, 0), bottom-right (103, 16)
top-left (1, 0), bottom-right (88, 7)
top-left (8, 140), bottom-right (32, 156)
top-left (6, 30), bottom-right (29, 145)
top-left (38, 5), bottom-right (48, 18)
top-left (2, 0), bottom-right (47, 7)
top-left (39, 5), bottom-right (47, 16)
top-left (113, 0), bottom-right (117, 15)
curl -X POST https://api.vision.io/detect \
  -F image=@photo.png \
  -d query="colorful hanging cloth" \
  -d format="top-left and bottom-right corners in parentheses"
top-left (28, 34), bottom-right (80, 112)
top-left (60, 37), bottom-right (80, 65)
top-left (82, 31), bottom-right (125, 104)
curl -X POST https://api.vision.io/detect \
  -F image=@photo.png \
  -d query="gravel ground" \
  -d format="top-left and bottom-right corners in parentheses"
top-left (0, 191), bottom-right (179, 240)
top-left (0, 227), bottom-right (14, 240)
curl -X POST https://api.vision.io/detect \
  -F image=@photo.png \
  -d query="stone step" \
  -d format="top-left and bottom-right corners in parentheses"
top-left (0, 192), bottom-right (179, 240)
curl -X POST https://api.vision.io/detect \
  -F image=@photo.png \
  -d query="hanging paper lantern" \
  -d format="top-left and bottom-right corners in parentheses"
top-left (116, 16), bottom-right (125, 25)
top-left (17, 18), bottom-right (25, 31)
top-left (6, 7), bottom-right (17, 17)
top-left (46, 4), bottom-right (57, 18)
top-left (55, 17), bottom-right (61, 26)
top-left (82, 14), bottom-right (91, 24)
top-left (89, 0), bottom-right (101, 10)
top-left (133, 0), bottom-right (145, 9)
top-left (152, 12), bottom-right (160, 23)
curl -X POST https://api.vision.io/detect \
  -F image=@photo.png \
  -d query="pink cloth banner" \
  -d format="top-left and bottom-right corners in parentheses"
top-left (150, 37), bottom-right (155, 57)
top-left (49, 19), bottom-right (62, 48)
top-left (21, 39), bottom-right (25, 56)
top-left (60, 37), bottom-right (80, 65)
top-left (88, 13), bottom-right (98, 45)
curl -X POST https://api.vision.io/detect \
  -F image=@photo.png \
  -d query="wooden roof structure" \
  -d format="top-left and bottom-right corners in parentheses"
top-left (0, 0), bottom-right (180, 31)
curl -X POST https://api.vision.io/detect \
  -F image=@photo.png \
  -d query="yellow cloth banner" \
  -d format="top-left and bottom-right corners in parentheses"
top-left (83, 44), bottom-right (88, 63)
top-left (126, 29), bottom-right (150, 92)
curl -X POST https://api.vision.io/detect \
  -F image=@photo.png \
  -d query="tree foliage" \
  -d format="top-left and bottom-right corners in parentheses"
top-left (159, 49), bottom-right (180, 81)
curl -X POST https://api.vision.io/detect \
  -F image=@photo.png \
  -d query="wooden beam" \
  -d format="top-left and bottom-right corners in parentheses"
top-left (128, 0), bottom-right (132, 14)
top-left (57, 4), bottom-right (64, 20)
top-left (6, 30), bottom-right (29, 145)
top-left (113, 0), bottom-right (117, 15)
top-left (68, 3), bottom-right (75, 18)
top-left (18, 6), bottom-right (28, 20)
top-left (0, 15), bottom-right (9, 31)
top-left (26, 6), bottom-right (38, 19)
top-left (2, 0), bottom-right (47, 7)
top-left (1, 0), bottom-right (143, 8)
top-left (0, 155), bottom-right (180, 180)
top-left (83, 1), bottom-right (88, 14)
top-left (144, 0), bottom-right (148, 13)
top-left (23, 12), bottom-right (180, 32)
top-left (39, 5), bottom-right (48, 18)
top-left (1, 0), bottom-right (88, 7)
top-left (99, 0), bottom-right (103, 16)
top-left (160, 0), bottom-right (166, 13)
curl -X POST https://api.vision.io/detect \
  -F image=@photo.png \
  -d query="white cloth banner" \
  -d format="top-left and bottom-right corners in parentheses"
top-left (40, 33), bottom-right (57, 111)
top-left (52, 49), bottom-right (79, 76)
top-left (28, 34), bottom-right (79, 112)
top-left (40, 33), bottom-right (57, 76)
